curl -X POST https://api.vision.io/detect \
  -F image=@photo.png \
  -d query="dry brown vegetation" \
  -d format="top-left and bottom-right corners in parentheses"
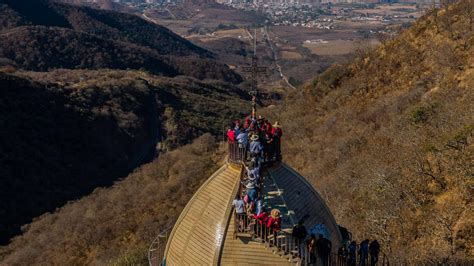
top-left (0, 69), bottom-right (249, 247)
top-left (0, 0), bottom-right (242, 83)
top-left (263, 1), bottom-right (473, 263)
top-left (1, 1), bottom-right (472, 265)
top-left (0, 134), bottom-right (224, 265)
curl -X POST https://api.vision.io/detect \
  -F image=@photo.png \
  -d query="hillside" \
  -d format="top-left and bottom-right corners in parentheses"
top-left (263, 1), bottom-right (473, 263)
top-left (0, 0), bottom-right (206, 55)
top-left (59, 0), bottom-right (128, 12)
top-left (0, 0), bottom-right (242, 83)
top-left (0, 26), bottom-right (178, 76)
top-left (0, 69), bottom-right (249, 245)
top-left (0, 134), bottom-right (224, 265)
top-left (0, 1), bottom-right (471, 265)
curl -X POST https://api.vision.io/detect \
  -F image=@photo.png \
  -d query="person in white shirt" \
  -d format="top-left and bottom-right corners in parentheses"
top-left (233, 195), bottom-right (245, 214)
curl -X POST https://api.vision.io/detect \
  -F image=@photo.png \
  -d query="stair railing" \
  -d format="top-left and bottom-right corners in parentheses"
top-left (148, 226), bottom-right (172, 266)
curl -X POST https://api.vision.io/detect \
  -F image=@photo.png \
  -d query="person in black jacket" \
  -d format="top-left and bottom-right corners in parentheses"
top-left (369, 239), bottom-right (381, 265)
top-left (316, 234), bottom-right (332, 266)
top-left (292, 221), bottom-right (307, 258)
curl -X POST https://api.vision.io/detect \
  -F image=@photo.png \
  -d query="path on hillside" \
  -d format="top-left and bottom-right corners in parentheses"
top-left (262, 26), bottom-right (297, 90)
top-left (164, 7), bottom-right (177, 20)
top-left (143, 11), bottom-right (159, 24)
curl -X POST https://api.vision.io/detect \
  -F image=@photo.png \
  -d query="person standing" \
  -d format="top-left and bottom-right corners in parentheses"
top-left (227, 125), bottom-right (235, 143)
top-left (292, 221), bottom-right (308, 258)
top-left (246, 160), bottom-right (260, 183)
top-left (245, 181), bottom-right (258, 203)
top-left (316, 234), bottom-right (332, 266)
top-left (252, 206), bottom-right (268, 241)
top-left (236, 127), bottom-right (248, 149)
top-left (267, 209), bottom-right (282, 245)
top-left (359, 239), bottom-right (369, 266)
top-left (338, 245), bottom-right (348, 265)
top-left (307, 234), bottom-right (317, 263)
top-left (233, 195), bottom-right (245, 232)
top-left (347, 241), bottom-right (357, 266)
top-left (271, 121), bottom-right (283, 161)
top-left (369, 239), bottom-right (380, 265)
top-left (249, 134), bottom-right (263, 158)
top-left (348, 241), bottom-right (357, 266)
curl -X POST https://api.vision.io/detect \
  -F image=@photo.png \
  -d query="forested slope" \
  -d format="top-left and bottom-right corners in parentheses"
top-left (0, 134), bottom-right (223, 265)
top-left (265, 1), bottom-right (473, 263)
top-left (0, 0), bottom-right (242, 83)
top-left (0, 69), bottom-right (249, 245)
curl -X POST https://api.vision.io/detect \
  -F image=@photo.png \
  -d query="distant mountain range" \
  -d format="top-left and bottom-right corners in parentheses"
top-left (0, 0), bottom-right (242, 83)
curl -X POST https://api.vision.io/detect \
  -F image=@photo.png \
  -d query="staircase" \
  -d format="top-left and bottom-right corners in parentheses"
top-left (219, 213), bottom-right (292, 265)
top-left (149, 142), bottom-right (391, 266)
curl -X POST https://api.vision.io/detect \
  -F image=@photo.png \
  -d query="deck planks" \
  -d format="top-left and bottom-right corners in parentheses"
top-left (162, 162), bottom-right (341, 265)
top-left (164, 164), bottom-right (241, 265)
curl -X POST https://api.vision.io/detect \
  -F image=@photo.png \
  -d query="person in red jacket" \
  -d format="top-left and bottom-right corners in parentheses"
top-left (271, 122), bottom-right (283, 161)
top-left (227, 125), bottom-right (235, 143)
top-left (244, 117), bottom-right (250, 129)
top-left (266, 121), bottom-right (273, 135)
top-left (267, 209), bottom-right (282, 243)
top-left (271, 121), bottom-right (283, 138)
top-left (253, 208), bottom-right (268, 241)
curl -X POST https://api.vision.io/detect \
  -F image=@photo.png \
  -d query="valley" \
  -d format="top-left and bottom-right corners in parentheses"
top-left (142, 2), bottom-right (425, 89)
top-left (0, 0), bottom-right (472, 265)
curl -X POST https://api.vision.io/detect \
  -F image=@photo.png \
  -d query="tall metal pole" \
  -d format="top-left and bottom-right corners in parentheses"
top-left (241, 28), bottom-right (267, 119)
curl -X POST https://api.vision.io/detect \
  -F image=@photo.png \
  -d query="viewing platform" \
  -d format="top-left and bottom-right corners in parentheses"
top-left (149, 142), bottom-right (347, 265)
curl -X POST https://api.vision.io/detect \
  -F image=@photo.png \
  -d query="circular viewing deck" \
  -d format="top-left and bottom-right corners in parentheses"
top-left (151, 155), bottom-right (343, 265)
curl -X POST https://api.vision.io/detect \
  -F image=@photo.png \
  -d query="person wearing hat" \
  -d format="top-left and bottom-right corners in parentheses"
top-left (267, 209), bottom-right (282, 243)
top-left (271, 121), bottom-right (283, 161)
top-left (236, 126), bottom-right (248, 149)
top-left (248, 173), bottom-right (259, 184)
top-left (249, 134), bottom-right (263, 158)
top-left (246, 161), bottom-right (260, 183)
top-left (245, 180), bottom-right (258, 203)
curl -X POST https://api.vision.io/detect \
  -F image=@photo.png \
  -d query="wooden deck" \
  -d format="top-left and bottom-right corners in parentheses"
top-left (162, 162), bottom-right (342, 265)
top-left (163, 164), bottom-right (241, 265)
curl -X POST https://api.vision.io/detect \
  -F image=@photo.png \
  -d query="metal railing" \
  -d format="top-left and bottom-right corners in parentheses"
top-left (232, 162), bottom-right (389, 266)
top-left (233, 214), bottom-right (390, 266)
top-left (148, 226), bottom-right (172, 266)
top-left (228, 142), bottom-right (247, 165)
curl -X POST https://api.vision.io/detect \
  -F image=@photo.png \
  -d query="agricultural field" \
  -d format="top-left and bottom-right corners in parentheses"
top-left (144, 2), bottom-right (424, 88)
top-left (280, 51), bottom-right (303, 60)
top-left (303, 39), bottom-right (380, 56)
top-left (352, 3), bottom-right (424, 18)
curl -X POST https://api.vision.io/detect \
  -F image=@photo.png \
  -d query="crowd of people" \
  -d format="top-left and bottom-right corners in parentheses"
top-left (338, 239), bottom-right (381, 266)
top-left (232, 157), bottom-right (283, 245)
top-left (230, 115), bottom-right (284, 246)
top-left (293, 221), bottom-right (333, 265)
top-left (227, 115), bottom-right (283, 161)
top-left (229, 115), bottom-right (383, 266)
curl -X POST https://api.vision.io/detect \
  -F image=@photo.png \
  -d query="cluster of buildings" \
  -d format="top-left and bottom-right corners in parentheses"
top-left (219, 0), bottom-right (422, 29)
